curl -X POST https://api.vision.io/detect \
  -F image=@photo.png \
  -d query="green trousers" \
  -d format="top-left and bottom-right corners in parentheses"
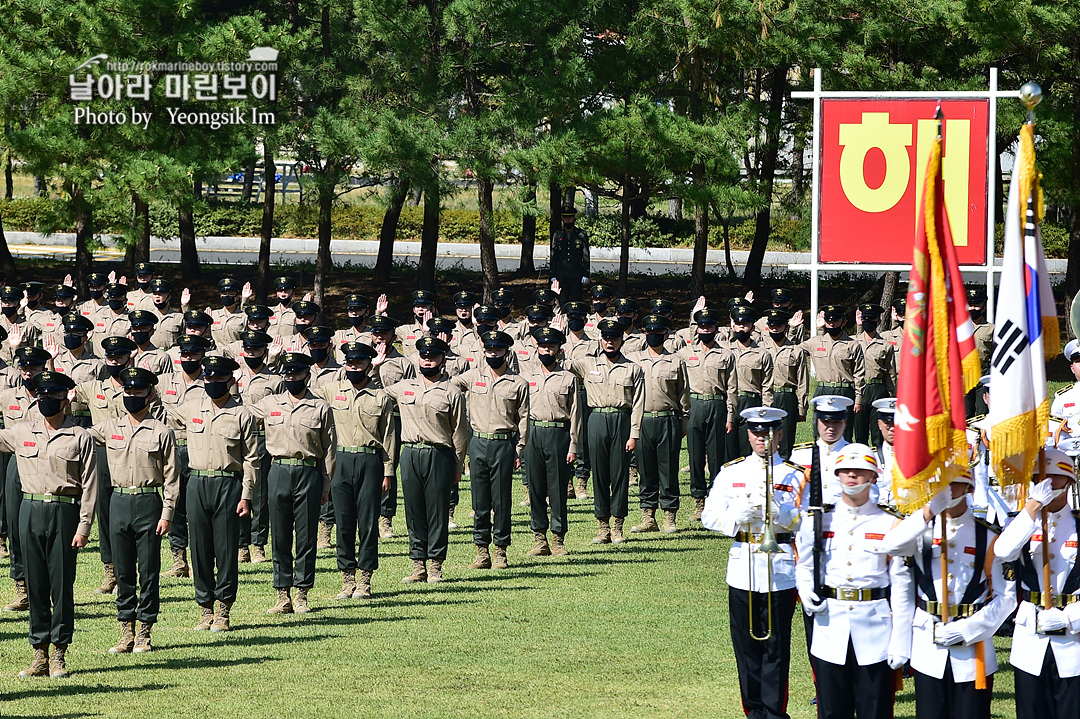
top-left (239, 435), bottom-right (271, 547)
top-left (95, 444), bottom-right (113, 563)
top-left (587, 410), bottom-right (631, 520)
top-left (188, 473), bottom-right (242, 605)
top-left (687, 398), bottom-right (727, 499)
top-left (400, 445), bottom-right (453, 561)
top-left (469, 436), bottom-right (516, 547)
top-left (853, 382), bottom-right (889, 449)
top-left (636, 414), bottom-right (682, 512)
top-left (111, 491), bottom-right (163, 623)
top-left (268, 463), bottom-right (322, 589)
top-left (0, 452), bottom-right (7, 537)
top-left (332, 452), bottom-right (382, 572)
top-left (727, 394), bottom-right (762, 459)
top-left (769, 390), bottom-right (799, 459)
top-left (523, 425), bottom-right (571, 535)
top-left (7, 457), bottom-right (23, 582)
top-left (21, 499), bottom-right (78, 646)
top-left (168, 443), bottom-right (190, 553)
top-left (381, 414), bottom-right (402, 518)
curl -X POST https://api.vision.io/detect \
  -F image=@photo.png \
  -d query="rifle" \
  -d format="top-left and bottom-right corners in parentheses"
top-left (810, 440), bottom-right (824, 595)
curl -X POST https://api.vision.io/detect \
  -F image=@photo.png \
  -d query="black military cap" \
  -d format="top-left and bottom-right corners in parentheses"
top-left (202, 355), bottom-right (239, 377)
top-left (291, 300), bottom-right (320, 317)
top-left (892, 298), bottom-right (907, 315)
top-left (345, 293), bottom-right (371, 309)
top-left (492, 288), bottom-right (515, 305)
top-left (481, 330), bottom-right (514, 349)
top-left (100, 336), bottom-right (138, 356)
top-left (341, 342), bottom-right (377, 361)
top-left (22, 281), bottom-right (45, 294)
top-left (415, 336), bottom-right (449, 356)
top-left (218, 278), bottom-right (241, 293)
top-left (764, 309), bottom-right (790, 326)
top-left (86, 272), bottom-right (109, 287)
top-left (730, 306), bottom-right (757, 324)
top-left (454, 291), bottom-right (478, 307)
top-left (274, 276), bottom-right (297, 290)
top-left (649, 298), bottom-right (675, 314)
top-left (411, 289), bottom-right (436, 306)
top-left (473, 305), bottom-right (501, 323)
top-left (590, 284), bottom-right (614, 299)
top-left (771, 288), bottom-right (793, 303)
top-left (821, 304), bottom-right (846, 321)
top-left (15, 346), bottom-right (52, 366)
top-left (427, 317), bottom-right (456, 336)
top-left (128, 310), bottom-right (158, 328)
top-left (613, 298), bottom-right (638, 314)
top-left (33, 370), bottom-right (75, 393)
top-left (693, 308), bottom-right (722, 326)
top-left (597, 319), bottom-right (625, 338)
top-left (62, 314), bottom-right (95, 333)
top-left (177, 334), bottom-right (213, 353)
top-left (53, 284), bottom-right (76, 299)
top-left (279, 352), bottom-right (315, 373)
top-left (641, 313), bottom-right (671, 332)
top-left (240, 330), bottom-right (272, 348)
top-left (562, 301), bottom-right (589, 317)
top-left (183, 310), bottom-right (212, 327)
top-left (301, 325), bottom-right (334, 343)
top-left (727, 297), bottom-right (751, 312)
top-left (0, 285), bottom-right (20, 301)
top-left (560, 205), bottom-right (578, 216)
top-left (134, 262), bottom-right (155, 275)
top-left (525, 304), bottom-right (553, 321)
top-left (120, 367), bottom-right (158, 389)
top-left (368, 315), bottom-right (399, 333)
top-left (105, 283), bottom-right (127, 299)
top-left (149, 279), bottom-right (172, 293)
top-left (533, 289), bottom-right (558, 305)
top-left (533, 327), bottom-right (566, 345)
top-left (858, 303), bottom-right (883, 321)
top-left (244, 304), bottom-right (273, 320)
top-left (966, 288), bottom-right (987, 304)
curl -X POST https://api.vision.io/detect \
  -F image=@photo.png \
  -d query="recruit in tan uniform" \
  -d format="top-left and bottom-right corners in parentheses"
top-left (800, 304), bottom-right (866, 442)
top-left (760, 309), bottom-right (809, 460)
top-left (727, 305), bottom-right (774, 460)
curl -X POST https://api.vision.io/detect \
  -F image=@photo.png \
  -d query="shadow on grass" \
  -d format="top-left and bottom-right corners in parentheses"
top-left (1, 680), bottom-right (169, 702)
top-left (83, 654), bottom-right (276, 676)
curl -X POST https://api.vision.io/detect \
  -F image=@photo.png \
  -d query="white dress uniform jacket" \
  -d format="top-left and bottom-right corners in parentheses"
top-left (790, 437), bottom-right (851, 506)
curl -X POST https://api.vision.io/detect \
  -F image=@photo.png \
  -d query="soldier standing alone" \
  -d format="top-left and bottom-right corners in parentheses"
top-left (549, 205), bottom-right (590, 302)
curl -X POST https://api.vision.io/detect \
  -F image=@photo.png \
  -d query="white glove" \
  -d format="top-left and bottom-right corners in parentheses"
top-left (933, 622), bottom-right (964, 646)
top-left (802, 591), bottom-right (827, 614)
top-left (1038, 607), bottom-right (1069, 632)
top-left (927, 487), bottom-right (953, 516)
top-left (887, 654), bottom-right (908, 671)
top-left (733, 503), bottom-right (759, 525)
top-left (1029, 478), bottom-right (1057, 507)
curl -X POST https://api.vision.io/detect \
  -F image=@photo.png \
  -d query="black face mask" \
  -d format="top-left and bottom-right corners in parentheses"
top-left (345, 369), bottom-right (368, 385)
top-left (22, 375), bottom-right (35, 391)
top-left (645, 333), bottom-right (666, 348)
top-left (567, 318), bottom-right (586, 332)
top-left (243, 354), bottom-right (264, 370)
top-left (1, 305), bottom-right (17, 317)
top-left (457, 314), bottom-right (472, 327)
top-left (220, 295), bottom-right (237, 307)
top-left (475, 323), bottom-right (495, 335)
top-left (55, 304), bottom-right (73, 315)
top-left (63, 334), bottom-right (84, 350)
top-left (204, 381), bottom-right (230, 400)
top-left (496, 306), bottom-right (512, 319)
top-left (283, 379), bottom-right (308, 396)
top-left (38, 397), bottom-right (64, 418)
top-left (418, 364), bottom-right (442, 378)
top-left (106, 363), bottom-right (126, 378)
top-left (602, 348), bottom-right (621, 360)
top-left (538, 352), bottom-right (558, 367)
top-left (181, 360), bottom-right (202, 375)
top-left (309, 347), bottom-right (329, 364)
top-left (89, 289), bottom-right (104, 300)
top-left (769, 330), bottom-right (787, 343)
top-left (733, 330), bottom-right (752, 344)
top-left (970, 309), bottom-right (984, 321)
top-left (348, 315), bottom-right (366, 329)
top-left (485, 355), bottom-right (505, 369)
top-left (824, 325), bottom-right (843, 337)
top-left (123, 395), bottom-right (148, 414)
top-left (862, 321), bottom-right (878, 334)
top-left (136, 279), bottom-right (152, 291)
top-left (131, 330), bottom-right (151, 346)
top-left (26, 298), bottom-right (39, 310)
top-left (154, 299), bottom-right (169, 311)
top-left (592, 302), bottom-right (608, 315)
top-left (108, 298), bottom-right (125, 312)
top-left (697, 331), bottom-right (716, 345)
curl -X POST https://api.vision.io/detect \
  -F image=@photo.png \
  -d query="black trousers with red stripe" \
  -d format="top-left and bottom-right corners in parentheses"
top-left (729, 586), bottom-right (795, 719)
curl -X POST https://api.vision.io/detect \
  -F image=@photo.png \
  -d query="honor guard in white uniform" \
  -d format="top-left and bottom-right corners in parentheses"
top-left (966, 376), bottom-right (1015, 523)
top-left (790, 395), bottom-right (853, 507)
top-left (795, 444), bottom-right (913, 719)
top-left (1051, 340), bottom-right (1080, 421)
top-left (872, 398), bottom-right (897, 508)
top-left (702, 407), bottom-right (803, 719)
top-left (877, 471), bottom-right (1015, 719)
top-left (994, 449), bottom-right (1080, 719)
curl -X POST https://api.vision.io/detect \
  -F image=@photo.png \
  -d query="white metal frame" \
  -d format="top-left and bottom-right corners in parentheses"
top-left (789, 67), bottom-right (1021, 328)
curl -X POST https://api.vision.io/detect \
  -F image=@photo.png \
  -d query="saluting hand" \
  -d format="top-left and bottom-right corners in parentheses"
top-left (43, 334), bottom-right (58, 360)
top-left (108, 271), bottom-right (117, 284)
top-left (8, 321), bottom-right (23, 349)
top-left (551, 278), bottom-right (561, 296)
top-left (789, 310), bottom-right (803, 328)
top-left (242, 282), bottom-right (253, 302)
top-left (376, 293), bottom-right (389, 316)
top-left (269, 335), bottom-right (284, 361)
top-left (181, 287), bottom-right (191, 311)
top-left (63, 274), bottom-right (73, 287)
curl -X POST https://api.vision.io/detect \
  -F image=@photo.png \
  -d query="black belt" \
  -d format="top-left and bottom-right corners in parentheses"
top-left (734, 531), bottom-right (794, 544)
top-left (917, 597), bottom-right (986, 618)
top-left (823, 586), bottom-right (890, 602)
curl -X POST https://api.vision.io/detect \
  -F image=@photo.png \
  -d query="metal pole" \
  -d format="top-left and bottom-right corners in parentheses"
top-left (986, 67), bottom-right (998, 321)
top-left (809, 68), bottom-right (823, 362)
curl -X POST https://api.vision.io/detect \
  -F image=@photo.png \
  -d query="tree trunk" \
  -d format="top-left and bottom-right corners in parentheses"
top-left (418, 182), bottom-right (439, 291)
top-left (179, 184), bottom-right (200, 280)
top-left (668, 197), bottom-right (683, 221)
top-left (373, 178), bottom-right (411, 283)
top-left (744, 65), bottom-right (789, 290)
top-left (880, 271), bottom-right (900, 329)
top-left (789, 103), bottom-right (806, 217)
top-left (0, 215), bottom-right (18, 281)
top-left (627, 180), bottom-right (649, 220)
top-left (619, 173), bottom-right (631, 296)
top-left (548, 182), bottom-right (561, 242)
top-left (519, 182), bottom-right (536, 274)
top-left (690, 185), bottom-right (709, 297)
top-left (133, 194), bottom-right (151, 265)
top-left (722, 221), bottom-right (736, 278)
top-left (1066, 92), bottom-right (1080, 301)
top-left (33, 176), bottom-right (46, 197)
top-left (478, 177), bottom-right (499, 303)
top-left (241, 156), bottom-right (257, 203)
top-left (3, 152), bottom-right (11, 199)
top-left (72, 184), bottom-right (93, 294)
top-left (313, 178), bottom-right (335, 307)
top-left (257, 142), bottom-right (276, 303)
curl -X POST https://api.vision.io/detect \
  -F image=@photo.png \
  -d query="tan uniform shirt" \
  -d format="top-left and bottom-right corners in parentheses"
top-left (375, 349), bottom-right (415, 390)
top-left (133, 345), bottom-right (174, 376)
top-left (74, 377), bottom-right (127, 424)
top-left (566, 355), bottom-right (646, 440)
top-left (973, 322), bottom-right (994, 374)
top-left (310, 358), bottom-right (343, 391)
top-left (314, 379), bottom-right (396, 476)
top-left (627, 348), bottom-right (691, 431)
top-left (731, 340), bottom-right (775, 405)
top-left (156, 373), bottom-right (205, 441)
top-left (78, 299), bottom-right (108, 326)
top-left (385, 376), bottom-right (469, 469)
top-left (332, 327), bottom-right (373, 363)
top-left (151, 309), bottom-right (185, 350)
top-left (174, 395), bottom-right (261, 500)
top-left (450, 328), bottom-right (480, 359)
top-left (881, 326), bottom-right (904, 374)
top-left (88, 415), bottom-right (181, 520)
top-left (0, 315), bottom-right (39, 365)
top-left (210, 307), bottom-right (245, 347)
top-left (395, 321), bottom-right (426, 356)
top-left (563, 332), bottom-right (599, 361)
top-left (407, 350), bottom-right (471, 378)
top-left (754, 316), bottom-right (807, 345)
top-left (237, 364), bottom-right (284, 406)
top-left (0, 418), bottom-right (98, 536)
top-left (765, 335), bottom-right (810, 417)
top-left (677, 339), bottom-right (738, 416)
top-left (451, 365), bottom-right (531, 454)
top-left (521, 363), bottom-right (583, 454)
top-left (268, 303), bottom-right (297, 338)
top-left (126, 288), bottom-right (155, 313)
top-left (0, 385), bottom-right (36, 428)
top-left (250, 391), bottom-right (337, 492)
top-left (800, 333), bottom-right (866, 404)
top-left (29, 310), bottom-right (63, 344)
top-left (52, 347), bottom-right (107, 415)
top-left (858, 333), bottom-right (897, 393)
top-left (94, 310), bottom-right (131, 350)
